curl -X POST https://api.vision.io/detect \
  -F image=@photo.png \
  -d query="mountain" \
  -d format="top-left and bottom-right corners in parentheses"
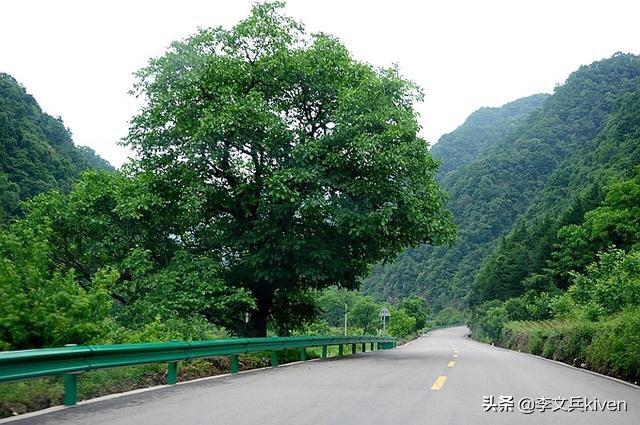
top-left (471, 85), bottom-right (640, 303)
top-left (362, 94), bottom-right (549, 305)
top-left (0, 73), bottom-right (113, 223)
top-left (362, 53), bottom-right (640, 310)
top-left (431, 94), bottom-right (549, 179)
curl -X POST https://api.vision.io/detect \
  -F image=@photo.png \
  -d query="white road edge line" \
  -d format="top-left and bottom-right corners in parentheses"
top-left (0, 356), bottom-right (332, 424)
top-left (463, 333), bottom-right (640, 390)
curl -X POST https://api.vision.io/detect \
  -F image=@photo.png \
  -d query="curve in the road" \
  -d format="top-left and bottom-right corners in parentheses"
top-left (4, 327), bottom-right (638, 425)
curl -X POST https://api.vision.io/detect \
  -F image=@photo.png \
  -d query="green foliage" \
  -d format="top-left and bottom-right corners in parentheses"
top-left (18, 171), bottom-right (254, 335)
top-left (314, 288), bottom-right (430, 336)
top-left (469, 301), bottom-right (508, 341)
top-left (106, 316), bottom-right (226, 344)
top-left (567, 247), bottom-right (640, 320)
top-left (387, 308), bottom-right (416, 338)
top-left (497, 309), bottom-right (640, 382)
top-left (0, 73), bottom-right (113, 224)
top-left (350, 296), bottom-right (382, 334)
top-left (124, 2), bottom-right (453, 335)
top-left (400, 295), bottom-right (430, 330)
top-left (432, 307), bottom-right (465, 326)
top-left (470, 182), bottom-right (640, 380)
top-left (472, 87), bottom-right (640, 304)
top-left (588, 307), bottom-right (640, 380)
top-left (431, 94), bottom-right (549, 178)
top-left (316, 288), bottom-right (360, 328)
top-left (0, 221), bottom-right (113, 349)
top-left (364, 54), bottom-right (640, 311)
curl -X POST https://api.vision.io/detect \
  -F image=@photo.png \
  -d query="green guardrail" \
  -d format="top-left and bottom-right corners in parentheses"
top-left (0, 335), bottom-right (396, 406)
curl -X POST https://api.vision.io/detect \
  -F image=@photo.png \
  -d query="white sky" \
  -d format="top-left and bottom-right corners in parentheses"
top-left (1, 0), bottom-right (639, 168)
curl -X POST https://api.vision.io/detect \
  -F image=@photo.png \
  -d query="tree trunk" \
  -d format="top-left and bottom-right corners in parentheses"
top-left (246, 285), bottom-right (273, 337)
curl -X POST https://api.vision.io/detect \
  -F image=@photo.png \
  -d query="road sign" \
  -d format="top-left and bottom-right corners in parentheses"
top-left (379, 307), bottom-right (390, 336)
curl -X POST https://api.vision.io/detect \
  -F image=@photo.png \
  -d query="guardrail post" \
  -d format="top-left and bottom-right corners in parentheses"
top-left (230, 355), bottom-right (239, 374)
top-left (63, 374), bottom-right (77, 406)
top-left (167, 361), bottom-right (178, 385)
top-left (62, 343), bottom-right (78, 406)
top-left (271, 351), bottom-right (279, 367)
top-left (362, 343), bottom-right (366, 352)
top-left (338, 344), bottom-right (344, 356)
top-left (299, 348), bottom-right (306, 361)
top-left (351, 343), bottom-right (356, 354)
top-left (322, 345), bottom-right (328, 359)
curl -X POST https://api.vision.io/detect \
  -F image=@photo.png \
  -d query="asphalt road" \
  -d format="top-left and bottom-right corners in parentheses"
top-left (9, 326), bottom-right (639, 424)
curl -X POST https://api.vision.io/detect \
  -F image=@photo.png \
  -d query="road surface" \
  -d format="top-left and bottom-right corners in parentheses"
top-left (8, 327), bottom-right (639, 424)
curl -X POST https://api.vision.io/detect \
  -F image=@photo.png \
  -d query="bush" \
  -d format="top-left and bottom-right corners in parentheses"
top-left (588, 307), bottom-right (640, 380)
top-left (387, 308), bottom-right (416, 338)
top-left (0, 224), bottom-right (113, 349)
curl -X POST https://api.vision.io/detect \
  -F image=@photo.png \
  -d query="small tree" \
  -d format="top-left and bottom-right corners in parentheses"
top-left (388, 308), bottom-right (416, 338)
top-left (401, 295), bottom-right (430, 331)
top-left (126, 2), bottom-right (453, 336)
top-left (351, 296), bottom-right (381, 334)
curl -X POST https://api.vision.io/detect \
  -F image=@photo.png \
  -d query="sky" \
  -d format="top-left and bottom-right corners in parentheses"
top-left (1, 0), bottom-right (639, 168)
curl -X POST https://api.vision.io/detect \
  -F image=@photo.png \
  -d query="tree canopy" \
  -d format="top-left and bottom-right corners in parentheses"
top-left (124, 2), bottom-right (454, 336)
top-left (364, 53), bottom-right (640, 310)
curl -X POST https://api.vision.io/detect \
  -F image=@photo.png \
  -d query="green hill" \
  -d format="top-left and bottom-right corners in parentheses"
top-left (431, 93), bottom-right (549, 179)
top-left (363, 53), bottom-right (640, 309)
top-left (0, 73), bottom-right (113, 223)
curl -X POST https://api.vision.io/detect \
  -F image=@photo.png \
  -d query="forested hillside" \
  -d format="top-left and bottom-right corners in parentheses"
top-left (0, 73), bottom-right (113, 223)
top-left (472, 87), bottom-right (640, 304)
top-left (431, 93), bottom-right (548, 178)
top-left (363, 53), bottom-right (640, 310)
top-left (362, 94), bottom-right (549, 305)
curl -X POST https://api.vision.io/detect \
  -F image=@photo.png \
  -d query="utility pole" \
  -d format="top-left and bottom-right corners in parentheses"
top-left (344, 303), bottom-right (348, 336)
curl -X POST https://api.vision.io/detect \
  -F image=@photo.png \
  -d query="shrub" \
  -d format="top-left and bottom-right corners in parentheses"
top-left (588, 307), bottom-right (640, 380)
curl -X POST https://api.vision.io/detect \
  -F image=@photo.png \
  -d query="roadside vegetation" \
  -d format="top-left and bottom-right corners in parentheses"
top-left (469, 172), bottom-right (640, 383)
top-left (0, 2), bottom-right (455, 417)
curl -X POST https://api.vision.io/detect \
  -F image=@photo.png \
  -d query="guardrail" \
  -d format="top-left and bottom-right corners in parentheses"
top-left (0, 335), bottom-right (396, 406)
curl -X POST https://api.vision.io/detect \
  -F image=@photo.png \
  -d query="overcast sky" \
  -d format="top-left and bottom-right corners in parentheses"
top-left (1, 0), bottom-right (639, 168)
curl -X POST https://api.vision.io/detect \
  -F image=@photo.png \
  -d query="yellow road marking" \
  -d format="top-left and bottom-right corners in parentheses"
top-left (448, 361), bottom-right (456, 368)
top-left (444, 334), bottom-right (457, 352)
top-left (453, 354), bottom-right (458, 358)
top-left (430, 375), bottom-right (448, 390)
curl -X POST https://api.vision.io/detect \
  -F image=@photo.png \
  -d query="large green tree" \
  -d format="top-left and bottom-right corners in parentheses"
top-left (125, 2), bottom-right (453, 336)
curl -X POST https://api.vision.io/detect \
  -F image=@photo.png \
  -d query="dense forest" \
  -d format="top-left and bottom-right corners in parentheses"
top-left (365, 53), bottom-right (640, 381)
top-left (0, 73), bottom-right (113, 223)
top-left (0, 2), bottom-right (452, 357)
top-left (1, 3), bottom-right (639, 414)
top-left (364, 53), bottom-right (640, 312)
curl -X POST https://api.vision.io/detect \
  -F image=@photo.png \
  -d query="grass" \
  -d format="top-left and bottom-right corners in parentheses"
top-left (497, 308), bottom-right (640, 384)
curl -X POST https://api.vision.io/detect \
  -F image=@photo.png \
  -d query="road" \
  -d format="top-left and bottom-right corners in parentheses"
top-left (9, 326), bottom-right (639, 424)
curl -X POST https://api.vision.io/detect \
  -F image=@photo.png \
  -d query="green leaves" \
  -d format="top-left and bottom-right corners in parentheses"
top-left (0, 222), bottom-right (113, 349)
top-left (124, 2), bottom-right (453, 335)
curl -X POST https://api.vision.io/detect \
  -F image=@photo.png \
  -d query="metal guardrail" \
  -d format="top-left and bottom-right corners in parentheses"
top-left (0, 335), bottom-right (396, 406)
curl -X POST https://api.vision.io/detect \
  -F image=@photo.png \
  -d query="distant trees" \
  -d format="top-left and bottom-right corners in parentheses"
top-left (0, 73), bottom-right (113, 225)
top-left (125, 2), bottom-right (453, 336)
top-left (314, 288), bottom-right (433, 337)
top-left (470, 171), bottom-right (640, 343)
top-left (365, 53), bottom-right (640, 312)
